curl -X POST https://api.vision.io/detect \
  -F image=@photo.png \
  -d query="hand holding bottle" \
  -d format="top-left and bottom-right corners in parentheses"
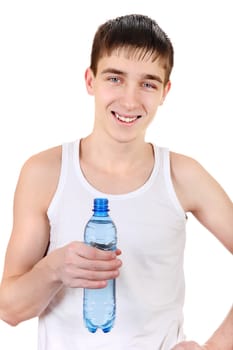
top-left (47, 241), bottom-right (122, 289)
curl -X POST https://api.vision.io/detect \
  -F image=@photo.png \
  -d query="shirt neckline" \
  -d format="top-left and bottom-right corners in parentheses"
top-left (73, 139), bottom-right (160, 200)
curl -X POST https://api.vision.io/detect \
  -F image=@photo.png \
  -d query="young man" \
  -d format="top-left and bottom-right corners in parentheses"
top-left (0, 14), bottom-right (232, 350)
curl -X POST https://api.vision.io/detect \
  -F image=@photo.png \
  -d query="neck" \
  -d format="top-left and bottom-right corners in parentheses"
top-left (80, 134), bottom-right (151, 171)
top-left (79, 134), bottom-right (155, 194)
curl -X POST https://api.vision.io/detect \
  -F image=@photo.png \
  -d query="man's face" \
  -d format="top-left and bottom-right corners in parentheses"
top-left (85, 49), bottom-right (170, 143)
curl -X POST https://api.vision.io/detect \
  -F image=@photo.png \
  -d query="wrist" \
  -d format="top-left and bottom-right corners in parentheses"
top-left (36, 251), bottom-right (63, 285)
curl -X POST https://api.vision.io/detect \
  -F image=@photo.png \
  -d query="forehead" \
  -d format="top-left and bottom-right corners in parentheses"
top-left (96, 49), bottom-right (166, 81)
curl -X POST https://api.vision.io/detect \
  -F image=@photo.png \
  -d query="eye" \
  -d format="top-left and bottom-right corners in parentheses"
top-left (142, 81), bottom-right (157, 90)
top-left (108, 76), bottom-right (121, 83)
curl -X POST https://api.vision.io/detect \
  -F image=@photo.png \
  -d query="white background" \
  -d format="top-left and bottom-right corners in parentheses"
top-left (0, 1), bottom-right (232, 348)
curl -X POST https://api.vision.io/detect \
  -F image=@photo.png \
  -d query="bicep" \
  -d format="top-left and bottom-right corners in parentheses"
top-left (189, 164), bottom-right (233, 253)
top-left (3, 213), bottom-right (50, 279)
top-left (2, 162), bottom-right (51, 279)
top-left (171, 153), bottom-right (233, 253)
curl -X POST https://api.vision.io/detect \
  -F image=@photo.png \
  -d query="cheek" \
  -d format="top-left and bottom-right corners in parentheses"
top-left (94, 92), bottom-right (112, 113)
top-left (143, 93), bottom-right (162, 111)
top-left (95, 87), bottom-right (118, 105)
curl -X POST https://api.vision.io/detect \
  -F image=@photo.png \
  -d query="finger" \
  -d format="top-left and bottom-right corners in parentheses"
top-left (75, 242), bottom-right (118, 260)
top-left (69, 278), bottom-right (108, 289)
top-left (116, 248), bottom-right (122, 255)
top-left (77, 256), bottom-right (122, 271)
top-left (64, 264), bottom-right (119, 283)
top-left (78, 267), bottom-right (120, 281)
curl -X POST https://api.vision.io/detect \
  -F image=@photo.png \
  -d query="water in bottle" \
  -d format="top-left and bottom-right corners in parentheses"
top-left (83, 198), bottom-right (117, 333)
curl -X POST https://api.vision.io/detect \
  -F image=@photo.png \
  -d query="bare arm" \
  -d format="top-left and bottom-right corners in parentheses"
top-left (171, 153), bottom-right (233, 349)
top-left (171, 152), bottom-right (233, 253)
top-left (0, 148), bottom-right (121, 326)
top-left (172, 305), bottom-right (233, 349)
top-left (204, 305), bottom-right (233, 349)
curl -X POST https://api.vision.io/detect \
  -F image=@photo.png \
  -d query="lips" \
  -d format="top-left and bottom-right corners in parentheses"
top-left (112, 112), bottom-right (142, 124)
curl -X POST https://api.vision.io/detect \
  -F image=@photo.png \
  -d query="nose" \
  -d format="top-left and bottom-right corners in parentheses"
top-left (119, 84), bottom-right (140, 111)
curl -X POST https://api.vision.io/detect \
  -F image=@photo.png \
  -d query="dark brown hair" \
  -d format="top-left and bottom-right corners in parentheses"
top-left (90, 14), bottom-right (174, 84)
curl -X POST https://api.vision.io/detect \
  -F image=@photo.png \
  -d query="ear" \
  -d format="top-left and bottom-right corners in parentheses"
top-left (85, 67), bottom-right (95, 95)
top-left (160, 80), bottom-right (171, 105)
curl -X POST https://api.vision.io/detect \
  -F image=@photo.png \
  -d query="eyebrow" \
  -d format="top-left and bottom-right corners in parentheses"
top-left (101, 68), bottom-right (164, 84)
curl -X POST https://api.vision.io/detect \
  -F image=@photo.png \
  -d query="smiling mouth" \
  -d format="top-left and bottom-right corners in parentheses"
top-left (112, 112), bottom-right (142, 124)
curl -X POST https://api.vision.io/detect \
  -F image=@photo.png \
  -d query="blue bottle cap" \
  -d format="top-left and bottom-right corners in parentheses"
top-left (93, 198), bottom-right (109, 212)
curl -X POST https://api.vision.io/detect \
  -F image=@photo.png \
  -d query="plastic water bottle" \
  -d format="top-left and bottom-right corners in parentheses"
top-left (83, 198), bottom-right (117, 333)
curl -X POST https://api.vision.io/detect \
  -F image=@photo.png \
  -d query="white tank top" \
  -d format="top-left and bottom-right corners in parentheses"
top-left (38, 140), bottom-right (186, 350)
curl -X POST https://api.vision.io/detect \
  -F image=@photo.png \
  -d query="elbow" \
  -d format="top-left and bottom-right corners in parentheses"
top-left (0, 299), bottom-right (32, 327)
top-left (0, 288), bottom-right (37, 326)
top-left (0, 298), bottom-right (19, 326)
top-left (1, 316), bottom-right (20, 327)
top-left (0, 305), bottom-right (37, 326)
top-left (0, 297), bottom-right (41, 326)
top-left (0, 309), bottom-right (21, 327)
top-left (0, 305), bottom-right (23, 326)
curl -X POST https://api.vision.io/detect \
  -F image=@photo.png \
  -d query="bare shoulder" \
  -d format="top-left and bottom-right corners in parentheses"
top-left (17, 145), bottom-right (62, 210)
top-left (22, 145), bottom-right (62, 176)
top-left (169, 151), bottom-right (226, 212)
top-left (170, 151), bottom-right (233, 252)
top-left (170, 151), bottom-right (206, 186)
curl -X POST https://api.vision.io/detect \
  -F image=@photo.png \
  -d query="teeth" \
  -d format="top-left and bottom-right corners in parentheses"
top-left (115, 113), bottom-right (138, 123)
